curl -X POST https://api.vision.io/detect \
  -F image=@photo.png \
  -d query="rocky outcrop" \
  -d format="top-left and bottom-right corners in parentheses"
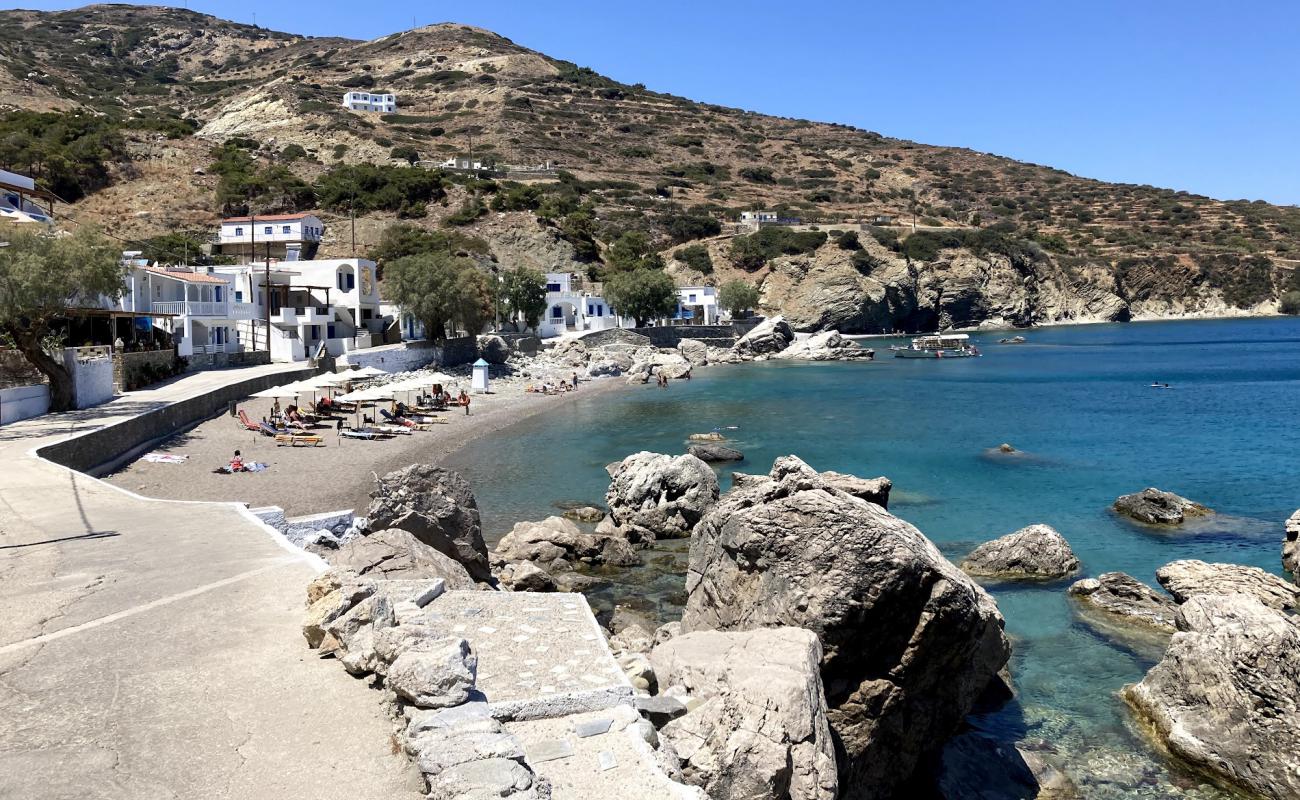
top-left (733, 316), bottom-right (795, 357)
top-left (627, 351), bottom-right (693, 383)
top-left (331, 529), bottom-right (475, 588)
top-left (771, 330), bottom-right (874, 361)
top-left (1067, 572), bottom-right (1178, 633)
top-left (1155, 559), bottom-right (1300, 611)
top-left (1283, 509), bottom-right (1300, 582)
top-left (367, 464), bottom-right (492, 582)
top-left (731, 467), bottom-right (890, 509)
top-left (677, 338), bottom-right (709, 365)
top-left (650, 628), bottom-right (837, 800)
top-left (489, 515), bottom-right (639, 571)
top-left (477, 334), bottom-right (510, 365)
top-left (960, 524), bottom-right (1079, 581)
top-left (687, 442), bottom-right (744, 462)
top-left (681, 455), bottom-right (1009, 799)
top-left (1112, 487), bottom-right (1212, 525)
top-left (1123, 594), bottom-right (1300, 800)
top-left (605, 452), bottom-right (720, 541)
top-left (494, 560), bottom-right (557, 592)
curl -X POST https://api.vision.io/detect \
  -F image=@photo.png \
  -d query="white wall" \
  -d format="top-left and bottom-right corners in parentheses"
top-left (63, 349), bottom-right (114, 409)
top-left (0, 383), bottom-right (50, 425)
top-left (339, 342), bottom-right (438, 372)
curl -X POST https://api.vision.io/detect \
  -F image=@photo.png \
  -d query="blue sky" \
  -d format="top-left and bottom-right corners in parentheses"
top-left (22, 1), bottom-right (1300, 204)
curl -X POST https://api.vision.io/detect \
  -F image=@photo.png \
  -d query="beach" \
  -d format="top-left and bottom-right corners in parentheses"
top-left (103, 370), bottom-right (628, 519)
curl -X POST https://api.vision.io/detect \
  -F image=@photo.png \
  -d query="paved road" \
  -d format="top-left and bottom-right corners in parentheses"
top-left (0, 366), bottom-right (423, 799)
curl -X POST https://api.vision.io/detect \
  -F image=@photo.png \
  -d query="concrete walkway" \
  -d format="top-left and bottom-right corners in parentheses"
top-left (0, 366), bottom-right (424, 800)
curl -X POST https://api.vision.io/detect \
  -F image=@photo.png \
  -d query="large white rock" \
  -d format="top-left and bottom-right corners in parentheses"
top-left (960, 523), bottom-right (1079, 581)
top-left (651, 628), bottom-right (837, 800)
top-left (733, 316), bottom-right (795, 357)
top-left (1124, 594), bottom-right (1300, 800)
top-left (605, 451), bottom-right (720, 541)
top-left (387, 637), bottom-right (478, 709)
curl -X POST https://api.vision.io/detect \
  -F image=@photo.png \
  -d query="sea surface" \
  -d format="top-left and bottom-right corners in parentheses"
top-left (444, 316), bottom-right (1300, 799)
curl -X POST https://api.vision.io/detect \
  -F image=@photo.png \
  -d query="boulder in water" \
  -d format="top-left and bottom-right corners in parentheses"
top-left (960, 524), bottom-right (1079, 581)
top-left (733, 316), bottom-right (795, 358)
top-left (1112, 487), bottom-right (1212, 525)
top-left (772, 330), bottom-right (873, 361)
top-left (1123, 593), bottom-right (1300, 800)
top-left (605, 452), bottom-right (720, 541)
top-left (1155, 559), bottom-right (1300, 611)
top-left (1067, 572), bottom-right (1177, 633)
top-left (682, 455), bottom-right (1009, 799)
top-left (687, 442), bottom-right (744, 463)
top-left (489, 515), bottom-right (640, 570)
top-left (367, 464), bottom-right (491, 582)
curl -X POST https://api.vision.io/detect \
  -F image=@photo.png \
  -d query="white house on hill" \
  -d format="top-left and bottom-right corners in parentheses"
top-left (342, 91), bottom-right (397, 112)
top-left (674, 286), bottom-right (720, 325)
top-left (217, 213), bottom-right (323, 261)
top-left (537, 272), bottom-right (618, 338)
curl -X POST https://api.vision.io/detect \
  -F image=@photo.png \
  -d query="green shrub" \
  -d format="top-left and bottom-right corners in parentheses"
top-left (1280, 290), bottom-right (1300, 314)
top-left (675, 244), bottom-right (713, 274)
top-left (444, 199), bottom-right (487, 226)
top-left (340, 74), bottom-right (375, 89)
top-left (729, 227), bottom-right (827, 270)
top-left (0, 110), bottom-right (126, 200)
top-left (661, 212), bottom-right (721, 244)
top-left (740, 166), bottom-right (776, 184)
top-left (838, 230), bottom-right (862, 250)
top-left (390, 145), bottom-right (420, 164)
top-left (315, 163), bottom-right (446, 213)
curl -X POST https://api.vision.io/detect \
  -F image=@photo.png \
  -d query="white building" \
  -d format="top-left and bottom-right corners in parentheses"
top-left (217, 213), bottom-right (324, 261)
top-left (342, 91), bottom-right (397, 113)
top-left (740, 210), bottom-right (779, 224)
top-left (110, 260), bottom-right (252, 358)
top-left (0, 168), bottom-right (55, 225)
top-left (213, 258), bottom-right (389, 362)
top-left (673, 286), bottom-right (721, 325)
top-left (537, 272), bottom-right (619, 338)
top-left (439, 156), bottom-right (490, 172)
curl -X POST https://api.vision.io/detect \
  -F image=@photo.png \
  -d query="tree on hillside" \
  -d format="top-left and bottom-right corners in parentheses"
top-left (604, 269), bottom-right (677, 327)
top-left (604, 231), bottom-right (664, 274)
top-left (383, 251), bottom-right (491, 340)
top-left (0, 225), bottom-right (125, 411)
top-left (719, 279), bottom-right (761, 319)
top-left (368, 223), bottom-right (489, 266)
top-left (501, 267), bottom-right (548, 331)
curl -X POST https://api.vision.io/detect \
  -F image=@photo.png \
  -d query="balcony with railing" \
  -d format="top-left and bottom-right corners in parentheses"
top-left (151, 300), bottom-right (229, 317)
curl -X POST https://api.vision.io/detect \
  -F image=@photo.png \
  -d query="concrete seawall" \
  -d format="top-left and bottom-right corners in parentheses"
top-left (38, 366), bottom-right (315, 475)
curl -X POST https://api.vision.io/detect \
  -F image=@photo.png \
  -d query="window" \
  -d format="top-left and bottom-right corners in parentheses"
top-left (546, 283), bottom-right (561, 292)
top-left (214, 287), bottom-right (223, 302)
top-left (347, 273), bottom-right (355, 290)
top-left (587, 304), bottom-right (594, 315)
top-left (551, 306), bottom-right (563, 319)
top-left (235, 291), bottom-right (243, 302)
top-left (234, 226), bottom-right (243, 236)
top-left (282, 225), bottom-right (291, 234)
top-left (688, 294), bottom-right (697, 303)
top-left (327, 324), bottom-right (336, 339)
top-left (263, 226), bottom-right (272, 235)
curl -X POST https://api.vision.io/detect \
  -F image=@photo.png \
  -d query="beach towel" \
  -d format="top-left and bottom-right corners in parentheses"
top-left (212, 462), bottom-right (268, 475)
top-left (142, 453), bottom-right (188, 464)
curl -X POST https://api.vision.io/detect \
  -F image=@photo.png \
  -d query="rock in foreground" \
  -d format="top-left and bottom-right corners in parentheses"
top-left (367, 464), bottom-right (492, 581)
top-left (1112, 487), bottom-right (1212, 525)
top-left (605, 452), bottom-right (720, 540)
top-left (1155, 559), bottom-right (1300, 611)
top-left (1124, 594), bottom-right (1300, 800)
top-left (1283, 509), bottom-right (1300, 582)
top-left (1067, 572), bottom-right (1178, 633)
top-left (960, 524), bottom-right (1079, 581)
top-left (332, 529), bottom-right (475, 588)
top-left (682, 456), bottom-right (1009, 799)
top-left (650, 628), bottom-right (837, 800)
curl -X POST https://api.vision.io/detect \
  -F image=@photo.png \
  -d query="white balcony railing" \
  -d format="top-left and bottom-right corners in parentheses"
top-left (151, 301), bottom-right (229, 317)
top-left (229, 303), bottom-right (256, 320)
top-left (191, 343), bottom-right (240, 355)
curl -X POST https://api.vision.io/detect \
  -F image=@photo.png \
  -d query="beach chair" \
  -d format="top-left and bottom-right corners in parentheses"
top-left (380, 408), bottom-right (425, 429)
top-left (257, 422), bottom-right (281, 438)
top-left (237, 409), bottom-right (262, 432)
top-left (275, 432), bottom-right (323, 447)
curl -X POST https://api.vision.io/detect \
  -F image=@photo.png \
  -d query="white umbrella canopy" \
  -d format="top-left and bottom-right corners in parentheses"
top-left (348, 366), bottom-right (386, 378)
top-left (249, 385), bottom-right (303, 399)
top-left (336, 386), bottom-right (395, 403)
top-left (307, 372), bottom-right (351, 388)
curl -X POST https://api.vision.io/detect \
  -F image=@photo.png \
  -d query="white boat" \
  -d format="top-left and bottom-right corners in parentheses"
top-left (891, 333), bottom-right (980, 359)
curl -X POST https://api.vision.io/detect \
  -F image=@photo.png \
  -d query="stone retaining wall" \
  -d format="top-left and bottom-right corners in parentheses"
top-left (629, 325), bottom-right (740, 348)
top-left (39, 367), bottom-right (315, 475)
top-left (115, 350), bottom-right (178, 392)
top-left (339, 337), bottom-right (477, 373)
top-left (185, 350), bottom-right (271, 373)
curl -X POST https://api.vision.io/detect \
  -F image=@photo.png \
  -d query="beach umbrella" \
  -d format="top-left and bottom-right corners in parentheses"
top-left (349, 366), bottom-right (386, 379)
top-left (307, 372), bottom-right (350, 387)
top-left (250, 385), bottom-right (302, 399)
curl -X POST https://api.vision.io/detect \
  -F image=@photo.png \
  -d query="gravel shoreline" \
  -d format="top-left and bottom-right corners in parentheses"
top-left (103, 371), bottom-right (628, 518)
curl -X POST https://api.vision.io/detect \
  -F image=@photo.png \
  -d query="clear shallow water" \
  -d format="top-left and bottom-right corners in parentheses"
top-left (444, 316), bottom-right (1300, 798)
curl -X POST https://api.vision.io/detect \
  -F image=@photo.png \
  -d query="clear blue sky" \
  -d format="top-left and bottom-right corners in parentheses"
top-left (22, 0), bottom-right (1300, 205)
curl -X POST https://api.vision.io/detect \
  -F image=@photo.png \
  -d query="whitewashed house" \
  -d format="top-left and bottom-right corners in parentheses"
top-left (213, 258), bottom-right (389, 362)
top-left (342, 91), bottom-right (397, 112)
top-left (673, 286), bottom-right (721, 325)
top-left (537, 272), bottom-right (619, 338)
top-left (217, 213), bottom-right (324, 261)
top-left (111, 261), bottom-right (253, 358)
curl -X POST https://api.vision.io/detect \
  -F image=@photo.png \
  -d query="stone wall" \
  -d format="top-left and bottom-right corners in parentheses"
top-left (340, 337), bottom-right (477, 373)
top-left (38, 366), bottom-right (315, 475)
top-left (184, 350), bottom-right (272, 373)
top-left (115, 349), bottom-right (178, 392)
top-left (629, 325), bottom-right (740, 348)
top-left (574, 328), bottom-right (651, 349)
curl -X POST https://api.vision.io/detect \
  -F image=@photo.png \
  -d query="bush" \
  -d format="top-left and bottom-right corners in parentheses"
top-left (838, 230), bottom-right (862, 250)
top-left (661, 212), bottom-right (721, 244)
top-left (0, 110), bottom-right (126, 201)
top-left (390, 145), bottom-right (420, 164)
top-left (315, 163), bottom-right (447, 213)
top-left (280, 143), bottom-right (308, 162)
top-left (1280, 290), bottom-right (1300, 315)
top-left (340, 74), bottom-right (375, 89)
top-left (718, 280), bottom-right (760, 317)
top-left (604, 231), bottom-right (664, 274)
top-left (444, 199), bottom-right (487, 226)
top-left (675, 244), bottom-right (713, 274)
top-left (739, 166), bottom-right (776, 184)
top-left (728, 227), bottom-right (827, 269)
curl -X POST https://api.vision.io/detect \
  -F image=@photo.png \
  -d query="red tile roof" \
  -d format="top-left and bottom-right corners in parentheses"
top-left (138, 266), bottom-right (231, 285)
top-left (221, 213), bottom-right (320, 223)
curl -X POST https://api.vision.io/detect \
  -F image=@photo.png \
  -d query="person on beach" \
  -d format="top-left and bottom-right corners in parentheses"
top-left (229, 450), bottom-right (245, 472)
top-left (572, 372), bottom-right (579, 389)
top-left (459, 390), bottom-right (471, 415)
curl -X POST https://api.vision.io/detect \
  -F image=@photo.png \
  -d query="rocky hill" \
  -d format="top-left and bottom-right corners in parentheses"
top-left (3, 4), bottom-right (1299, 330)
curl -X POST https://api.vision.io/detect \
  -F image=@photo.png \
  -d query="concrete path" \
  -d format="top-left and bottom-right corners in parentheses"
top-left (0, 366), bottom-right (424, 800)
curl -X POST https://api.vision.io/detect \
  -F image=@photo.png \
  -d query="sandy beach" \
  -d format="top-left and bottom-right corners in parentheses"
top-left (103, 370), bottom-right (627, 519)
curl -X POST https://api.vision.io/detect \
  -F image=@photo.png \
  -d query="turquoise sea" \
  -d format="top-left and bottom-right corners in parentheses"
top-left (444, 316), bottom-right (1300, 798)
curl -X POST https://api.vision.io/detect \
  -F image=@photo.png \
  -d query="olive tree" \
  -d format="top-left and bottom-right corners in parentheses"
top-left (604, 269), bottom-right (677, 328)
top-left (718, 279), bottom-right (761, 319)
top-left (0, 225), bottom-right (124, 411)
top-left (383, 251), bottom-right (491, 340)
top-left (501, 267), bottom-right (547, 331)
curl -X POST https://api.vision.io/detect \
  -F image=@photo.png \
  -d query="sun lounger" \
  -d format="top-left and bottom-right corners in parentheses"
top-left (340, 428), bottom-right (394, 441)
top-left (237, 409), bottom-right (262, 432)
top-left (275, 433), bottom-right (323, 447)
top-left (380, 408), bottom-right (416, 427)
top-left (373, 424), bottom-right (414, 435)
top-left (258, 422), bottom-right (281, 438)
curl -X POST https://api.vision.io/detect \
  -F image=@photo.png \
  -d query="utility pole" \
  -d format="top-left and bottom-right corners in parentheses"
top-left (350, 183), bottom-right (357, 256)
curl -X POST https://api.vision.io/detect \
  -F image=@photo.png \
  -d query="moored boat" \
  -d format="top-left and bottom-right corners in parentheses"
top-left (891, 333), bottom-right (980, 359)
